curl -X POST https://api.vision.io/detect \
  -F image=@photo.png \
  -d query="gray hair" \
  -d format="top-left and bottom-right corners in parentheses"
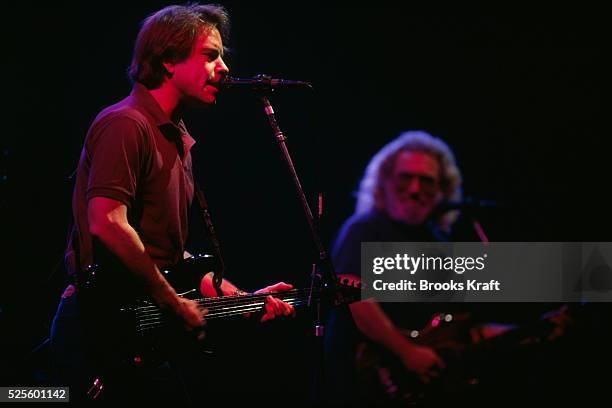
top-left (355, 131), bottom-right (462, 228)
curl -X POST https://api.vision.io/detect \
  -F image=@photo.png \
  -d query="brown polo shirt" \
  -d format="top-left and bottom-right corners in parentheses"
top-left (66, 83), bottom-right (196, 275)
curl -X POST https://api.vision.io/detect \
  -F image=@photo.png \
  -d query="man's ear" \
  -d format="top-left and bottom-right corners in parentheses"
top-left (162, 61), bottom-right (175, 78)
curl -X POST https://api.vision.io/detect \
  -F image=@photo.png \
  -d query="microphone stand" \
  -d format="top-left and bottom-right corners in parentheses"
top-left (259, 95), bottom-right (336, 404)
top-left (472, 218), bottom-right (490, 244)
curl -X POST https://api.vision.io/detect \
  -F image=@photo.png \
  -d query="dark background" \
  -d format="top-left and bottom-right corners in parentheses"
top-left (1, 1), bottom-right (609, 402)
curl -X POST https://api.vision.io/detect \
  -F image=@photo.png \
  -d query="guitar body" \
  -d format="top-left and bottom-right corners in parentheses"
top-left (355, 312), bottom-right (482, 405)
top-left (354, 310), bottom-right (565, 405)
top-left (72, 256), bottom-right (361, 400)
top-left (72, 254), bottom-right (218, 399)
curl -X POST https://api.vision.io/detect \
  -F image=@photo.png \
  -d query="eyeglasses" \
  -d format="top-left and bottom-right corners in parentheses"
top-left (392, 172), bottom-right (439, 192)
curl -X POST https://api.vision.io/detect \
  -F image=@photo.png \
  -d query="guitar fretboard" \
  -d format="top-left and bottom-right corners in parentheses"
top-left (131, 288), bottom-right (321, 333)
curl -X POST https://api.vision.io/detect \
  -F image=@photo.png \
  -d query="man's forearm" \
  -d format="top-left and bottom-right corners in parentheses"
top-left (91, 220), bottom-right (179, 305)
top-left (350, 299), bottom-right (416, 356)
top-left (200, 272), bottom-right (243, 297)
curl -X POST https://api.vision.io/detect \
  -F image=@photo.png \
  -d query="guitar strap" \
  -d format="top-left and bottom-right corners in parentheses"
top-left (193, 181), bottom-right (225, 298)
top-left (168, 124), bottom-right (225, 298)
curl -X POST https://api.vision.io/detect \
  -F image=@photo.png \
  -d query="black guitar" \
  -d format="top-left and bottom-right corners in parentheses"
top-left (355, 307), bottom-right (576, 405)
top-left (76, 254), bottom-right (361, 400)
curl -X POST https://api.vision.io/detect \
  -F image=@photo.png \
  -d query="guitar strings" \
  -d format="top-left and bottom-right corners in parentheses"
top-left (132, 288), bottom-right (317, 317)
top-left (134, 297), bottom-right (308, 323)
top-left (132, 288), bottom-right (313, 313)
top-left (134, 301), bottom-right (310, 332)
top-left (134, 298), bottom-right (311, 332)
top-left (128, 283), bottom-right (357, 332)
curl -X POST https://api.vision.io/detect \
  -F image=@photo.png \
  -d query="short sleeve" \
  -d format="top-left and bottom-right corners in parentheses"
top-left (332, 217), bottom-right (374, 277)
top-left (85, 114), bottom-right (148, 207)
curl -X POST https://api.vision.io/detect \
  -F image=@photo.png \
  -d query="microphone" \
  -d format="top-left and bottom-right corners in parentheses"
top-left (219, 74), bottom-right (313, 91)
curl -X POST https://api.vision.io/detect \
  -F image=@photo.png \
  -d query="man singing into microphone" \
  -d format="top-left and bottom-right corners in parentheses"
top-left (50, 4), bottom-right (294, 405)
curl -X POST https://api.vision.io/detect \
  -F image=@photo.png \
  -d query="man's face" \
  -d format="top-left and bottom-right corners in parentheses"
top-left (383, 150), bottom-right (442, 225)
top-left (168, 27), bottom-right (229, 106)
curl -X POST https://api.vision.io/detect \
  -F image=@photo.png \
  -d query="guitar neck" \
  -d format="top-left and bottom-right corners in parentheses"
top-left (197, 288), bottom-right (317, 320)
top-left (132, 288), bottom-right (321, 333)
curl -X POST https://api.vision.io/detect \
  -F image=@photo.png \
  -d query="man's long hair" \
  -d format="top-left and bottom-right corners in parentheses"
top-left (355, 131), bottom-right (463, 230)
top-left (128, 3), bottom-right (229, 89)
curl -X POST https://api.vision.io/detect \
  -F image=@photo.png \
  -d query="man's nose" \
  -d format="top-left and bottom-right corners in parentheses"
top-left (216, 56), bottom-right (229, 77)
top-left (407, 177), bottom-right (422, 194)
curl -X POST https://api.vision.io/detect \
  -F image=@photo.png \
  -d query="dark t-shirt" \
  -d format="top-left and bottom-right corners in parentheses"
top-left (66, 83), bottom-right (196, 275)
top-left (331, 210), bottom-right (451, 328)
top-left (324, 210), bottom-right (449, 402)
